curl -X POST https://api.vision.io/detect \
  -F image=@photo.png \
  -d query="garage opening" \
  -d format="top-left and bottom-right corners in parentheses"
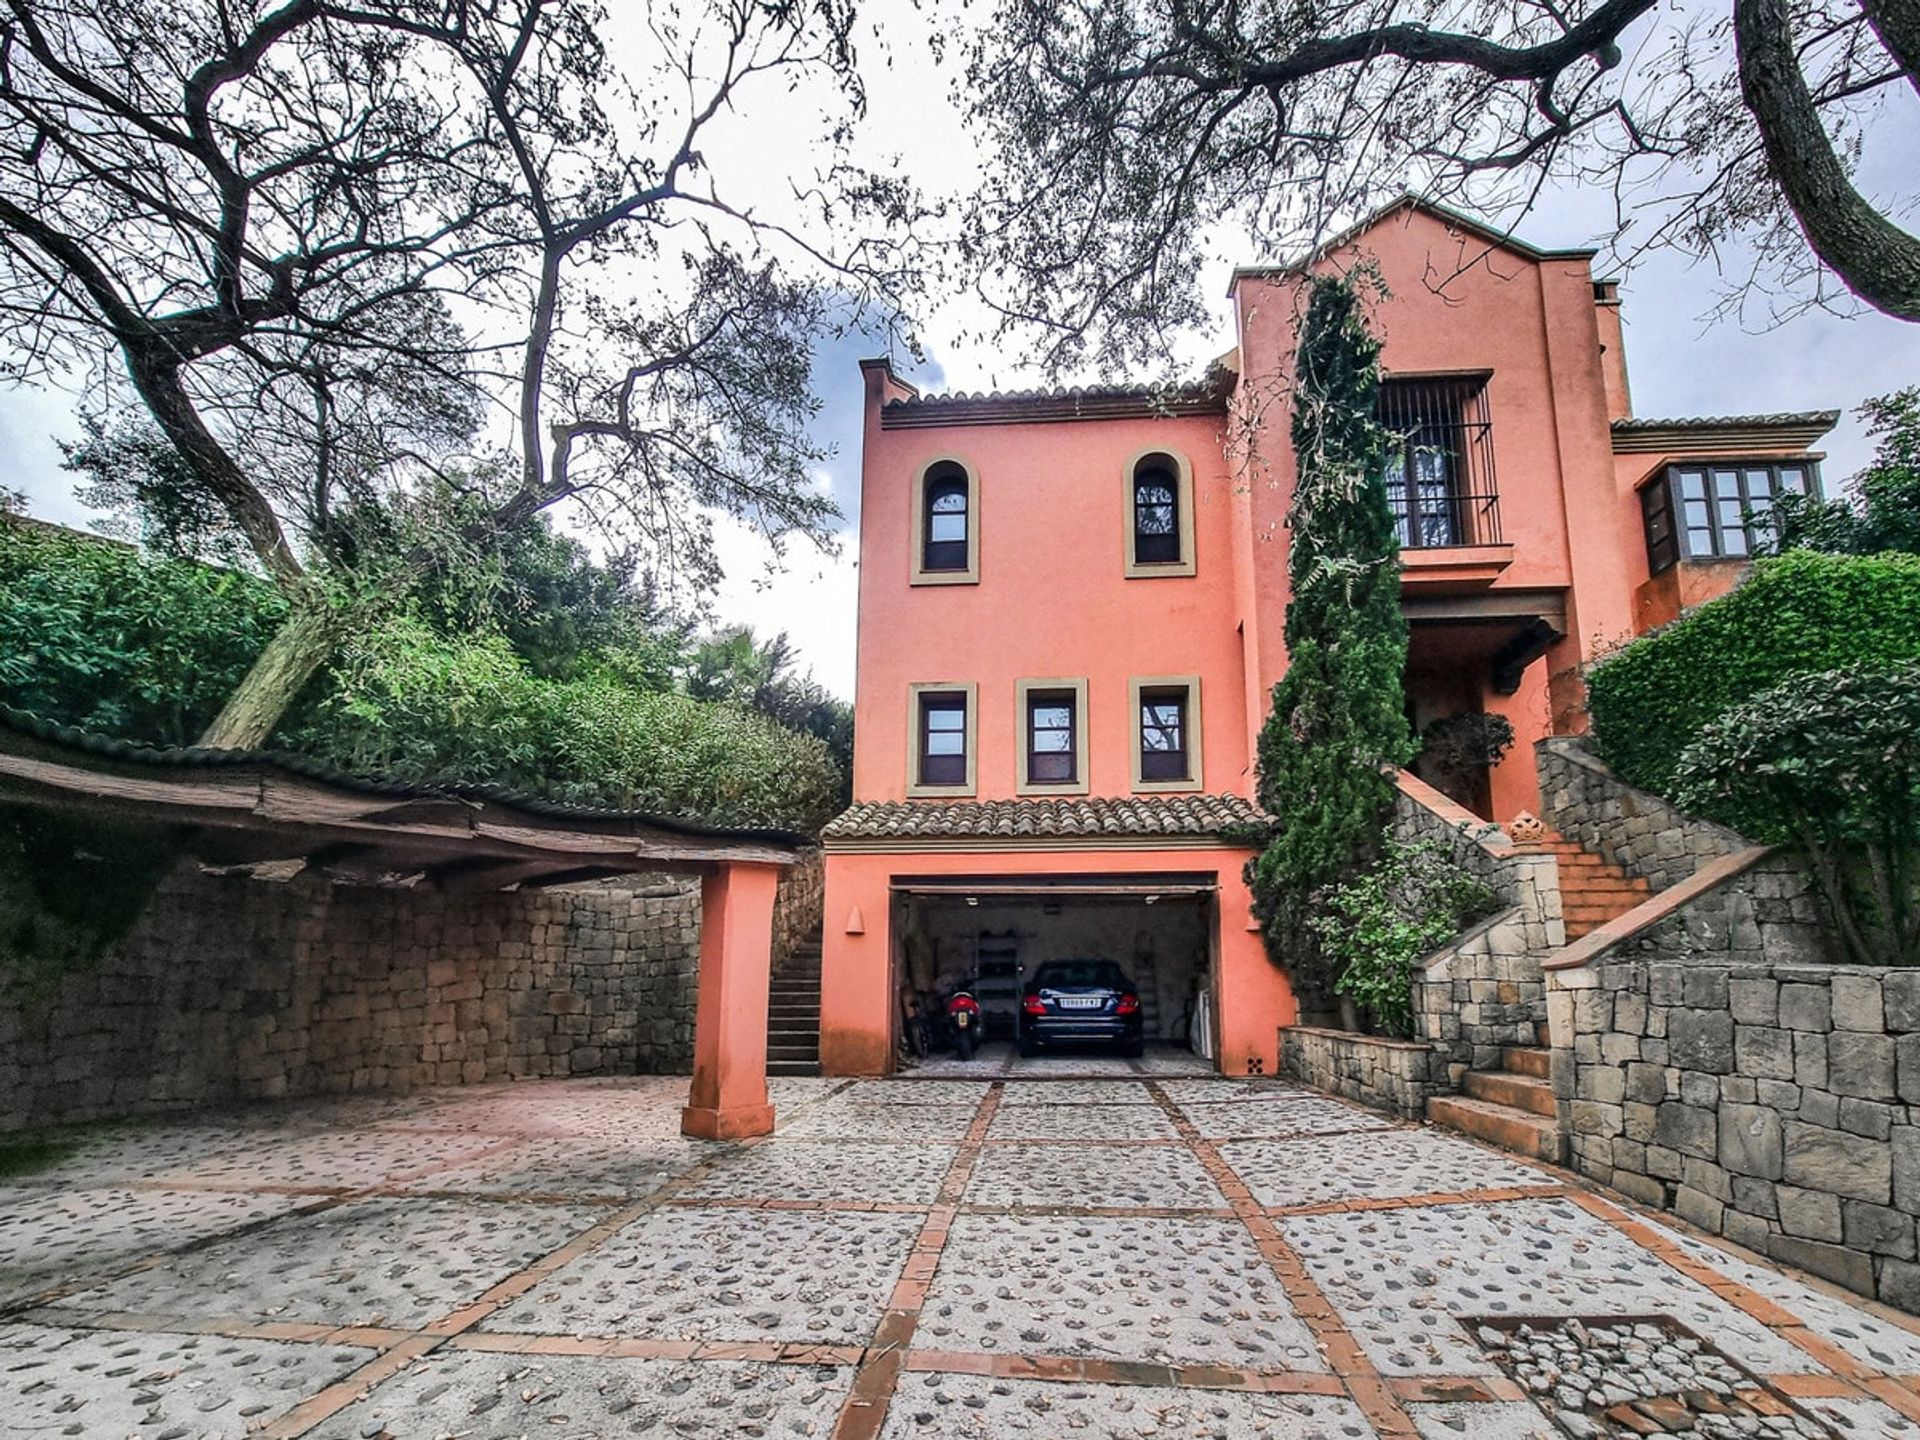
top-left (891, 875), bottom-right (1218, 1071)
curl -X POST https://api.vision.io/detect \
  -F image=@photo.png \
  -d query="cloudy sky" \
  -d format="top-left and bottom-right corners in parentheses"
top-left (2, 2), bottom-right (1916, 699)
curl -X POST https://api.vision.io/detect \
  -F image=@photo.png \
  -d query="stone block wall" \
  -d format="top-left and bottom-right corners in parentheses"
top-left (1280, 1025), bottom-right (1439, 1119)
top-left (772, 849), bottom-right (825, 969)
top-left (1538, 737), bottom-right (1748, 893)
top-left (0, 863), bottom-right (708, 1132)
top-left (1396, 773), bottom-right (1563, 1081)
top-left (1549, 907), bottom-right (1920, 1311)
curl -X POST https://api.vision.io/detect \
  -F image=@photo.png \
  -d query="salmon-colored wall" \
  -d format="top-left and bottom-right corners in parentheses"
top-left (820, 848), bottom-right (1289, 1077)
top-left (851, 408), bottom-right (1252, 803)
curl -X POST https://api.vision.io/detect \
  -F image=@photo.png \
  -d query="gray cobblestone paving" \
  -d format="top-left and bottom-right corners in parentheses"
top-left (0, 1322), bottom-right (371, 1436)
top-left (5, 1071), bottom-right (1920, 1440)
top-left (308, 1351), bottom-right (855, 1438)
top-left (481, 1205), bottom-right (923, 1344)
top-left (917, 1213), bottom-right (1324, 1367)
top-left (1283, 1198), bottom-right (1820, 1377)
top-left (877, 1373), bottom-right (1373, 1438)
top-left (965, 1141), bottom-right (1226, 1209)
top-left (54, 1196), bottom-right (599, 1329)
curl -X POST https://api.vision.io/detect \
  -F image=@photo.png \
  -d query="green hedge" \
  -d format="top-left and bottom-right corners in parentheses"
top-left (0, 520), bottom-right (287, 745)
top-left (1587, 550), bottom-right (1920, 796)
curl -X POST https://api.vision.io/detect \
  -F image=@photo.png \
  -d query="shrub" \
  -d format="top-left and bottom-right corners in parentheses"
top-left (286, 617), bottom-right (842, 831)
top-left (1587, 549), bottom-right (1920, 795)
top-left (1247, 272), bottom-right (1412, 1010)
top-left (1673, 662), bottom-right (1920, 965)
top-left (1309, 838), bottom-right (1498, 1037)
top-left (0, 519), bottom-right (286, 745)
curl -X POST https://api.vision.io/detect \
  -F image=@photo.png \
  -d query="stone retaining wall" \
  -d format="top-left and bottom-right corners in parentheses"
top-left (0, 863), bottom-right (716, 1132)
top-left (1397, 772), bottom-right (1562, 1081)
top-left (1280, 1025), bottom-right (1439, 1119)
top-left (772, 849), bottom-right (825, 969)
top-left (1551, 923), bottom-right (1918, 1311)
top-left (1538, 737), bottom-right (1747, 893)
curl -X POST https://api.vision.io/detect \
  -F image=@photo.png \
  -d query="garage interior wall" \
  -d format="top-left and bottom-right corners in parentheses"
top-left (905, 895), bottom-right (1209, 1044)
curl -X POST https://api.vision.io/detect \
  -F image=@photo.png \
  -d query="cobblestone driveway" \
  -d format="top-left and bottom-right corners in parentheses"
top-left (5, 1074), bottom-right (1920, 1438)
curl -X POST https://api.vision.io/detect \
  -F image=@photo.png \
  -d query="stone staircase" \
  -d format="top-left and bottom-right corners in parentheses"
top-left (767, 944), bottom-right (822, 1077)
top-left (1427, 826), bottom-right (1650, 1163)
top-left (1428, 1036), bottom-right (1563, 1162)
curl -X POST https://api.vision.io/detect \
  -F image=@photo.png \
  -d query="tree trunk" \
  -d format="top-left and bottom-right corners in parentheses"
top-left (1735, 0), bottom-right (1920, 321)
top-left (196, 592), bottom-right (339, 750)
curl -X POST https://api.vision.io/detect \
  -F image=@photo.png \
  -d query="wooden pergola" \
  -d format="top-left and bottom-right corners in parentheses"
top-left (0, 708), bottom-right (808, 1139)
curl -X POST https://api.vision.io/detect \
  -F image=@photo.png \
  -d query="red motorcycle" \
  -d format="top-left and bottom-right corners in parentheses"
top-left (944, 985), bottom-right (982, 1061)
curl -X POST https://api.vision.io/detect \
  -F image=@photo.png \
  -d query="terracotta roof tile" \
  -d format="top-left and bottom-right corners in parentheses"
top-left (821, 793), bottom-right (1268, 842)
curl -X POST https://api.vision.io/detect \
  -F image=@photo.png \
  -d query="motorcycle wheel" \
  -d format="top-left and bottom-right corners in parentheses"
top-left (955, 1028), bottom-right (974, 1061)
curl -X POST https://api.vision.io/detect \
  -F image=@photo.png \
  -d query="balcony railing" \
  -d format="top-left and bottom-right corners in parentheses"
top-left (1378, 377), bottom-right (1502, 548)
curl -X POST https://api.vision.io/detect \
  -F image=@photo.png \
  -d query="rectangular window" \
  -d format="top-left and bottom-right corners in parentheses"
top-left (1377, 376), bottom-right (1500, 548)
top-left (918, 692), bottom-right (968, 786)
top-left (1139, 688), bottom-right (1189, 782)
top-left (1643, 461), bottom-right (1820, 572)
top-left (1025, 690), bottom-right (1077, 784)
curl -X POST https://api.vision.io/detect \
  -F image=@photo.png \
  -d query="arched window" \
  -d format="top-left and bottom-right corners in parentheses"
top-left (923, 462), bottom-right (969, 572)
top-left (1132, 458), bottom-right (1180, 565)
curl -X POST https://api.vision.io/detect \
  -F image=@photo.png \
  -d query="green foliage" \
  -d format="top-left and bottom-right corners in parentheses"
top-left (0, 520), bottom-right (288, 746)
top-left (1772, 390), bottom-right (1920, 557)
top-left (1587, 549), bottom-right (1920, 796)
top-left (286, 617), bottom-right (842, 830)
top-left (1310, 838), bottom-right (1499, 1037)
top-left (685, 626), bottom-right (854, 804)
top-left (1247, 273), bottom-right (1413, 1009)
top-left (1416, 711), bottom-right (1516, 811)
top-left (0, 808), bottom-right (184, 994)
top-left (1674, 662), bottom-right (1920, 966)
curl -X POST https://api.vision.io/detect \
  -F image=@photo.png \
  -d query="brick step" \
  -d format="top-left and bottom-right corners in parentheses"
top-left (1427, 1095), bottom-right (1565, 1164)
top-left (1462, 1068), bottom-right (1557, 1117)
top-left (1502, 1046), bottom-right (1551, 1078)
top-left (768, 1059), bottom-right (823, 1077)
top-left (1559, 875), bottom-right (1650, 891)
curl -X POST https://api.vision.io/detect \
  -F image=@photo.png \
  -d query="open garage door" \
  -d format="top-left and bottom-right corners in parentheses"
top-left (892, 875), bottom-right (1218, 1059)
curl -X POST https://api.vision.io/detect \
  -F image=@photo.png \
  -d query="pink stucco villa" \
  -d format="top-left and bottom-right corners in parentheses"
top-left (818, 197), bottom-right (1834, 1078)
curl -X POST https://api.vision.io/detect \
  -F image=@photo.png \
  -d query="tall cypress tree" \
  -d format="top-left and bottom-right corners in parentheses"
top-left (1246, 271), bottom-right (1413, 1014)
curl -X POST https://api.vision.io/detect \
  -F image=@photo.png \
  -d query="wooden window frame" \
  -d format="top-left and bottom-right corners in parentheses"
top-left (1122, 448), bottom-right (1196, 578)
top-left (906, 682), bottom-right (977, 796)
top-left (1129, 675), bottom-right (1204, 793)
top-left (910, 457), bottom-right (980, 585)
top-left (1640, 459), bottom-right (1822, 574)
top-left (1015, 677), bottom-right (1090, 795)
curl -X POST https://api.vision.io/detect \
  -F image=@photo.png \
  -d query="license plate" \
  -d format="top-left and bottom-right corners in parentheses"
top-left (1057, 997), bottom-right (1101, 1010)
top-left (955, 1011), bottom-right (970, 1028)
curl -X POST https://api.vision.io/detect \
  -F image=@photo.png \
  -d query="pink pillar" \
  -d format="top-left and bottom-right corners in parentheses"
top-left (682, 860), bottom-right (781, 1140)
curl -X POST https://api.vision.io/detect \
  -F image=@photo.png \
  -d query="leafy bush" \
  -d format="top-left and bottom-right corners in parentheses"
top-left (1587, 549), bottom-right (1920, 796)
top-left (1770, 389), bottom-right (1920, 557)
top-left (1247, 272), bottom-right (1412, 1011)
top-left (286, 617), bottom-right (842, 830)
top-left (1309, 838), bottom-right (1498, 1037)
top-left (1674, 662), bottom-right (1920, 965)
top-left (0, 520), bottom-right (286, 745)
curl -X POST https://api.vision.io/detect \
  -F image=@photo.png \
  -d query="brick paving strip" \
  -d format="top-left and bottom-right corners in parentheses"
top-left (830, 1081), bottom-right (1003, 1440)
top-left (1144, 1079), bottom-right (1423, 1439)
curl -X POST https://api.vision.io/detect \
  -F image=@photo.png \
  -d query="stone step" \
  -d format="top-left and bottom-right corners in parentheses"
top-left (1427, 1095), bottom-right (1565, 1164)
top-left (1462, 1068), bottom-right (1557, 1117)
top-left (769, 1003), bottom-right (820, 1018)
top-left (1502, 1046), bottom-right (1551, 1079)
top-left (770, 1043), bottom-right (820, 1062)
top-left (768, 1059), bottom-right (823, 1077)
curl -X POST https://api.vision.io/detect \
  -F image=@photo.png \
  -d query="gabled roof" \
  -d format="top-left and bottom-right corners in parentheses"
top-left (822, 793), bottom-right (1267, 848)
top-left (1229, 194), bottom-right (1597, 291)
top-left (1610, 411), bottom-right (1838, 455)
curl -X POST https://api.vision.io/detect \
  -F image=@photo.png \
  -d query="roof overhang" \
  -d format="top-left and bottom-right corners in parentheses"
top-left (1610, 412), bottom-right (1838, 455)
top-left (0, 711), bottom-right (808, 890)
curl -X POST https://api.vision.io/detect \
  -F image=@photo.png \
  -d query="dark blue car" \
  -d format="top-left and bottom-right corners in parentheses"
top-left (1018, 959), bottom-right (1144, 1057)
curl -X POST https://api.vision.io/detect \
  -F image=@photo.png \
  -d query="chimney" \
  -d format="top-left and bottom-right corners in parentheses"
top-left (1591, 279), bottom-right (1632, 422)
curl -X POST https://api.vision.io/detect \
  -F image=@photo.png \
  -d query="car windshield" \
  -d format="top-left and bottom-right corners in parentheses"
top-left (1030, 961), bottom-right (1128, 990)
